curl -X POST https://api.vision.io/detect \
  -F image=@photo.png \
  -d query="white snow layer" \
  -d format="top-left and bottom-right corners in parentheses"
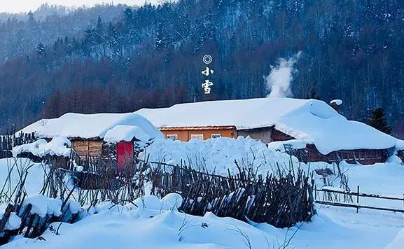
top-left (394, 139), bottom-right (404, 151)
top-left (4, 193), bottom-right (404, 249)
top-left (133, 193), bottom-right (183, 216)
top-left (4, 197), bottom-right (280, 249)
top-left (330, 99), bottom-right (343, 105)
top-left (267, 139), bottom-right (308, 152)
top-left (136, 97), bottom-right (310, 129)
top-left (28, 112), bottom-right (163, 141)
top-left (0, 212), bottom-right (21, 230)
top-left (66, 200), bottom-right (82, 214)
top-left (142, 137), bottom-right (300, 176)
top-left (137, 98), bottom-right (397, 154)
top-left (23, 195), bottom-right (63, 218)
top-left (386, 228), bottom-right (404, 249)
top-left (12, 136), bottom-right (72, 157)
top-left (18, 118), bottom-right (52, 134)
top-left (275, 100), bottom-right (397, 154)
top-left (1, 156), bottom-right (404, 248)
top-left (104, 125), bottom-right (151, 143)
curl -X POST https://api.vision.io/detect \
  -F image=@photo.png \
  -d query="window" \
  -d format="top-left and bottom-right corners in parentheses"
top-left (166, 134), bottom-right (178, 141)
top-left (211, 134), bottom-right (221, 139)
top-left (190, 134), bottom-right (204, 140)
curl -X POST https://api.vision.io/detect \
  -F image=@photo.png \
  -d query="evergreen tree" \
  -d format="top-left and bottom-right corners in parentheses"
top-left (36, 43), bottom-right (46, 56)
top-left (155, 23), bottom-right (168, 50)
top-left (367, 108), bottom-right (392, 134)
top-left (28, 11), bottom-right (36, 24)
top-left (306, 88), bottom-right (320, 100)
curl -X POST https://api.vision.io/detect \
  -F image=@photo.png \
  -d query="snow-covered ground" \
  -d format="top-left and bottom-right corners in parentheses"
top-left (0, 158), bottom-right (46, 198)
top-left (4, 202), bottom-right (279, 249)
top-left (1, 136), bottom-right (404, 248)
top-left (3, 196), bottom-right (403, 249)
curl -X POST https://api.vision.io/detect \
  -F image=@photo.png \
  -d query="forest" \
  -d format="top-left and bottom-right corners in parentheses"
top-left (0, 0), bottom-right (403, 137)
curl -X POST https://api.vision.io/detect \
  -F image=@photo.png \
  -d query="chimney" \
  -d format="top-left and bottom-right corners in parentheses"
top-left (330, 99), bottom-right (343, 113)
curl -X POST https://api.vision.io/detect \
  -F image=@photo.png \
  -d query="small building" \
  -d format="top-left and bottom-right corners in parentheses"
top-left (136, 98), bottom-right (397, 165)
top-left (20, 113), bottom-right (163, 171)
top-left (160, 126), bottom-right (237, 141)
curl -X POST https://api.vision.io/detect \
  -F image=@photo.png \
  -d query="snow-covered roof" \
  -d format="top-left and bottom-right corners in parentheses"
top-left (395, 139), bottom-right (404, 151)
top-left (330, 99), bottom-right (343, 106)
top-left (24, 113), bottom-right (163, 142)
top-left (136, 98), bottom-right (397, 154)
top-left (104, 125), bottom-right (151, 143)
top-left (13, 137), bottom-right (72, 158)
top-left (136, 98), bottom-right (311, 130)
top-left (18, 118), bottom-right (53, 134)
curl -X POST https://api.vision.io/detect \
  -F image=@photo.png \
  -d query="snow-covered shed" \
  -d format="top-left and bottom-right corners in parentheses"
top-left (136, 98), bottom-right (397, 165)
top-left (22, 113), bottom-right (163, 171)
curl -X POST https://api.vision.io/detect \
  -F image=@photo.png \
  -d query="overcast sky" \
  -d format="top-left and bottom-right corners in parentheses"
top-left (1, 0), bottom-right (159, 13)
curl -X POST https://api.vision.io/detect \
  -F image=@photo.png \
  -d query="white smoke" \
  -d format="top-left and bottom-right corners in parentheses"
top-left (265, 52), bottom-right (302, 98)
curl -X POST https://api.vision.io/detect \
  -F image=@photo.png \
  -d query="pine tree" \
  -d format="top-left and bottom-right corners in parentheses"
top-left (306, 88), bottom-right (320, 100)
top-left (367, 108), bottom-right (392, 134)
top-left (155, 23), bottom-right (168, 50)
top-left (36, 43), bottom-right (46, 55)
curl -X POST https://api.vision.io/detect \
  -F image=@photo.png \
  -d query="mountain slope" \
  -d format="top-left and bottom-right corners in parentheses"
top-left (0, 0), bottom-right (403, 136)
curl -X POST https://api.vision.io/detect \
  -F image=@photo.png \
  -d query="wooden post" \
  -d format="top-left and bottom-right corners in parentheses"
top-left (314, 185), bottom-right (317, 201)
top-left (0, 204), bottom-right (14, 232)
top-left (356, 185), bottom-right (359, 213)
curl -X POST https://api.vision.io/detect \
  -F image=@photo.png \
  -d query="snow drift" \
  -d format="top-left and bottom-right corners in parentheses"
top-left (13, 136), bottom-right (72, 158)
top-left (142, 137), bottom-right (300, 176)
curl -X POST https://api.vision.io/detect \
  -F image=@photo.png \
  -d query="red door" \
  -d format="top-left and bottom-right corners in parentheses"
top-left (117, 142), bottom-right (134, 172)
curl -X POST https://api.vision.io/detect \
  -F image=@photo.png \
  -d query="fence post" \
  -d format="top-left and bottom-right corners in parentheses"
top-left (356, 185), bottom-right (359, 213)
top-left (314, 184), bottom-right (317, 201)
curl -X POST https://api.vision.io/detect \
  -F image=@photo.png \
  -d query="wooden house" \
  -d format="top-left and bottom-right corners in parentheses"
top-left (136, 98), bottom-right (398, 165)
top-left (20, 113), bottom-right (163, 172)
top-left (160, 126), bottom-right (237, 141)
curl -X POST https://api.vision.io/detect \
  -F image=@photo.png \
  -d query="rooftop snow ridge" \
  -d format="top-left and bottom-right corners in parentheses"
top-left (21, 112), bottom-right (163, 142)
top-left (136, 98), bottom-right (397, 154)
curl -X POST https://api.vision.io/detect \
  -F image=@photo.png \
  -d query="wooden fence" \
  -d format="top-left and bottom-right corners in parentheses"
top-left (314, 185), bottom-right (404, 213)
top-left (145, 161), bottom-right (314, 228)
top-left (285, 145), bottom-right (389, 165)
top-left (0, 132), bottom-right (36, 159)
top-left (66, 158), bottom-right (316, 228)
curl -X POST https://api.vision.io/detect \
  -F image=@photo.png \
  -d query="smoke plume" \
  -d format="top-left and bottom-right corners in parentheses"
top-left (265, 52), bottom-right (302, 98)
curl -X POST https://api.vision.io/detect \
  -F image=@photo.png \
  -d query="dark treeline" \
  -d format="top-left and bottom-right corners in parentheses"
top-left (0, 4), bottom-right (129, 61)
top-left (0, 0), bottom-right (404, 137)
top-left (0, 4), bottom-right (71, 21)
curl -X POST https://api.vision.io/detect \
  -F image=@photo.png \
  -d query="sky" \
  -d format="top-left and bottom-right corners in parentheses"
top-left (1, 0), bottom-right (160, 13)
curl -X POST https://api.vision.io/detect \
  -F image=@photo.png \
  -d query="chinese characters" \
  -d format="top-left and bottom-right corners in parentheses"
top-left (202, 80), bottom-right (213, 94)
top-left (201, 55), bottom-right (214, 94)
